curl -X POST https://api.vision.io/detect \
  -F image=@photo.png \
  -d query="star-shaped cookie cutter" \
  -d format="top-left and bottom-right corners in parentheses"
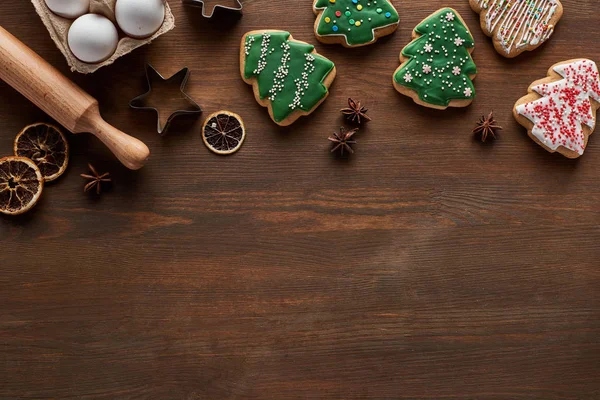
top-left (130, 64), bottom-right (202, 135)
top-left (182, 0), bottom-right (243, 18)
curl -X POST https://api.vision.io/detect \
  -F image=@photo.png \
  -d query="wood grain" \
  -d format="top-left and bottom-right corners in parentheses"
top-left (1, 0), bottom-right (599, 399)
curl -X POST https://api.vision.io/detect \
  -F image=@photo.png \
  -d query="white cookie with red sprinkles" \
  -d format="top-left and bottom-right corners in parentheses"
top-left (514, 59), bottom-right (600, 158)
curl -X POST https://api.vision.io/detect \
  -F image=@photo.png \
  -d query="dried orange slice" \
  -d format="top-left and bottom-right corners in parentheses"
top-left (14, 123), bottom-right (69, 182)
top-left (202, 111), bottom-right (246, 155)
top-left (0, 156), bottom-right (44, 216)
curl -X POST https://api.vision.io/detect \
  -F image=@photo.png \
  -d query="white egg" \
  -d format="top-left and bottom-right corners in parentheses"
top-left (68, 14), bottom-right (119, 64)
top-left (45, 0), bottom-right (89, 19)
top-left (115, 0), bottom-right (165, 39)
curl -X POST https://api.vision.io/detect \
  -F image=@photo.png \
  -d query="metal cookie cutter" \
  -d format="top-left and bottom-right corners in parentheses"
top-left (182, 0), bottom-right (243, 18)
top-left (130, 64), bottom-right (202, 136)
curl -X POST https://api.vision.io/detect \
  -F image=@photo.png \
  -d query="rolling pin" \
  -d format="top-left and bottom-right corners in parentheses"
top-left (0, 25), bottom-right (149, 170)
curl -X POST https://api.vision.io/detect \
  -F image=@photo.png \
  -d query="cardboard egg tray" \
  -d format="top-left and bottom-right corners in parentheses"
top-left (31, 0), bottom-right (175, 74)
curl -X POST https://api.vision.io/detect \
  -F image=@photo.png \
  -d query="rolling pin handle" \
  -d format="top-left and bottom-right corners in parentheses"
top-left (89, 118), bottom-right (150, 171)
top-left (77, 105), bottom-right (150, 170)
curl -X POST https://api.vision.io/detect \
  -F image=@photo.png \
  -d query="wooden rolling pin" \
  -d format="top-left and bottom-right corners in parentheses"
top-left (0, 25), bottom-right (149, 170)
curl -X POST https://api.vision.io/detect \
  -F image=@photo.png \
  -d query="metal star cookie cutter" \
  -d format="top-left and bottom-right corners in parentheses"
top-left (130, 64), bottom-right (202, 136)
top-left (182, 0), bottom-right (243, 18)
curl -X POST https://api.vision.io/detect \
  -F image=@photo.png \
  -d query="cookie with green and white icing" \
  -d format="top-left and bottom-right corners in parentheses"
top-left (240, 30), bottom-right (336, 126)
top-left (393, 8), bottom-right (477, 110)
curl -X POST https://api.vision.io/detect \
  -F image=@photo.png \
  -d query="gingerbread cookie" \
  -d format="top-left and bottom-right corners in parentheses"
top-left (313, 0), bottom-right (399, 47)
top-left (393, 8), bottom-right (477, 110)
top-left (514, 59), bottom-right (600, 159)
top-left (240, 30), bottom-right (336, 126)
top-left (470, 0), bottom-right (563, 58)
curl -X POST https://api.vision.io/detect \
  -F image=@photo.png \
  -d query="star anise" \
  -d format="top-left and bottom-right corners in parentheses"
top-left (341, 98), bottom-right (371, 124)
top-left (473, 111), bottom-right (502, 142)
top-left (329, 127), bottom-right (358, 155)
top-left (81, 164), bottom-right (111, 195)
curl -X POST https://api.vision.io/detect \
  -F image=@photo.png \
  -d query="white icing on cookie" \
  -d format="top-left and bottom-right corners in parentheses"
top-left (477, 0), bottom-right (559, 54)
top-left (516, 59), bottom-right (600, 155)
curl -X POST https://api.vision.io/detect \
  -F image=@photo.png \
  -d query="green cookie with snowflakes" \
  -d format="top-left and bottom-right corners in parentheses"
top-left (313, 0), bottom-right (399, 47)
top-left (240, 30), bottom-right (337, 126)
top-left (393, 8), bottom-right (477, 109)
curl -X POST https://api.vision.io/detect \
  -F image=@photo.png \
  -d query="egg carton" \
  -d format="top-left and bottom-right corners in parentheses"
top-left (31, 0), bottom-right (175, 74)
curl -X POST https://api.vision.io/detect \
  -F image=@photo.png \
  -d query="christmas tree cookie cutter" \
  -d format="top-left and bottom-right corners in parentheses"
top-left (181, 0), bottom-right (243, 18)
top-left (130, 64), bottom-right (202, 135)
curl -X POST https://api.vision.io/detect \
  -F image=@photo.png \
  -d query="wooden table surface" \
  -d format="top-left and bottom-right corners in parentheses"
top-left (1, 0), bottom-right (599, 398)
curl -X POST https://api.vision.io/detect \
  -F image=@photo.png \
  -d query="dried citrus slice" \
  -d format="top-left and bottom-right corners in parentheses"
top-left (14, 123), bottom-right (69, 182)
top-left (202, 111), bottom-right (246, 155)
top-left (0, 156), bottom-right (44, 216)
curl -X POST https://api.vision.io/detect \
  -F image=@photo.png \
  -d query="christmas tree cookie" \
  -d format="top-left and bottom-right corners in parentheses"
top-left (470, 0), bottom-right (563, 58)
top-left (240, 30), bottom-right (336, 126)
top-left (514, 59), bottom-right (600, 159)
top-left (393, 8), bottom-right (477, 110)
top-left (313, 0), bottom-right (399, 47)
